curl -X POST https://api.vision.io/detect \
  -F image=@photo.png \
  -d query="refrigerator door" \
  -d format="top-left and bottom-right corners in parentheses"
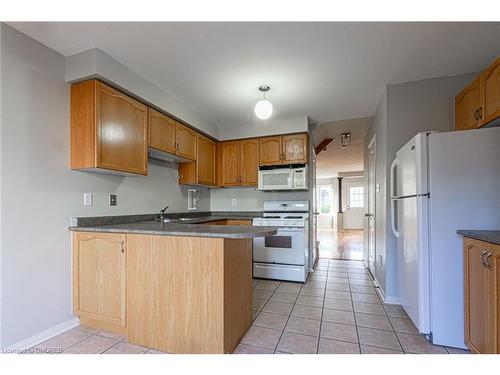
top-left (428, 127), bottom-right (500, 348)
top-left (397, 195), bottom-right (430, 334)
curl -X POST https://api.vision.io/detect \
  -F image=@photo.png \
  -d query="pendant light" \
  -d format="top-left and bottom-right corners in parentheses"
top-left (254, 85), bottom-right (273, 120)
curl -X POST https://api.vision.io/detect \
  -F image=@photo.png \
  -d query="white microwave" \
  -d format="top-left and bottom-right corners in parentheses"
top-left (258, 166), bottom-right (308, 191)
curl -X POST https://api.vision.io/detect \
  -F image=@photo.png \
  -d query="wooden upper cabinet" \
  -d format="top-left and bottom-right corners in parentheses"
top-left (221, 141), bottom-right (240, 186)
top-left (148, 108), bottom-right (176, 154)
top-left (464, 238), bottom-right (500, 354)
top-left (479, 57), bottom-right (500, 126)
top-left (455, 77), bottom-right (481, 131)
top-left (175, 122), bottom-right (197, 161)
top-left (71, 80), bottom-right (148, 175)
top-left (283, 133), bottom-right (308, 163)
top-left (239, 139), bottom-right (259, 185)
top-left (259, 136), bottom-right (283, 165)
top-left (197, 135), bottom-right (216, 185)
top-left (73, 232), bottom-right (127, 332)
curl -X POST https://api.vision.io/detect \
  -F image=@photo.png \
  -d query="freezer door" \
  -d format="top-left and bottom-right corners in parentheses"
top-left (397, 195), bottom-right (430, 335)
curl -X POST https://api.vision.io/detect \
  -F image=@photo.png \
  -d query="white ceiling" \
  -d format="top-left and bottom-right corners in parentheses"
top-left (8, 22), bottom-right (500, 130)
top-left (315, 117), bottom-right (371, 178)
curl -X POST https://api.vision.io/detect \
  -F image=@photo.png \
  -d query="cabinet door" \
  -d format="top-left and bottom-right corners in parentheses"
top-left (148, 107), bottom-right (176, 154)
top-left (283, 133), bottom-right (308, 164)
top-left (239, 138), bottom-right (259, 186)
top-left (175, 122), bottom-right (197, 160)
top-left (479, 58), bottom-right (500, 127)
top-left (464, 238), bottom-right (499, 353)
top-left (73, 232), bottom-right (127, 329)
top-left (221, 141), bottom-right (240, 186)
top-left (259, 136), bottom-right (282, 166)
top-left (455, 77), bottom-right (481, 131)
top-left (226, 219), bottom-right (252, 226)
top-left (197, 135), bottom-right (216, 185)
top-left (96, 82), bottom-right (148, 174)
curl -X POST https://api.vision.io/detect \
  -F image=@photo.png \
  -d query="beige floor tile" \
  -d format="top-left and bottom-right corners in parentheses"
top-left (350, 285), bottom-right (376, 295)
top-left (323, 298), bottom-right (353, 312)
top-left (360, 345), bottom-right (403, 354)
top-left (241, 326), bottom-right (282, 350)
top-left (233, 344), bottom-right (274, 354)
top-left (396, 333), bottom-right (447, 354)
top-left (145, 349), bottom-right (168, 354)
top-left (351, 293), bottom-right (381, 304)
top-left (353, 301), bottom-right (386, 316)
top-left (349, 279), bottom-right (373, 286)
top-left (325, 290), bottom-right (351, 301)
top-left (276, 332), bottom-right (318, 354)
top-left (104, 342), bottom-right (148, 354)
top-left (96, 330), bottom-right (126, 341)
top-left (384, 304), bottom-right (409, 318)
top-left (445, 346), bottom-right (470, 354)
top-left (64, 335), bottom-right (117, 354)
top-left (270, 292), bottom-right (298, 304)
top-left (253, 289), bottom-right (274, 300)
top-left (348, 268), bottom-right (368, 274)
top-left (322, 309), bottom-right (355, 325)
top-left (318, 338), bottom-right (360, 354)
top-left (389, 317), bottom-right (419, 334)
top-left (299, 287), bottom-right (325, 297)
top-left (34, 329), bottom-right (91, 352)
top-left (327, 277), bottom-right (349, 285)
top-left (74, 325), bottom-right (99, 334)
top-left (328, 271), bottom-right (348, 278)
top-left (285, 317), bottom-right (321, 337)
top-left (325, 283), bottom-right (350, 292)
top-left (291, 305), bottom-right (323, 320)
top-left (252, 280), bottom-right (260, 287)
top-left (357, 327), bottom-right (402, 351)
top-left (253, 312), bottom-right (289, 330)
top-left (320, 322), bottom-right (358, 343)
top-left (313, 270), bottom-right (328, 276)
top-left (253, 298), bottom-right (267, 312)
top-left (348, 273), bottom-right (371, 280)
top-left (262, 301), bottom-right (294, 315)
top-left (296, 295), bottom-right (324, 308)
top-left (276, 283), bottom-right (302, 295)
top-left (254, 280), bottom-right (280, 291)
top-left (308, 275), bottom-right (327, 282)
top-left (355, 313), bottom-right (393, 331)
top-left (304, 281), bottom-right (326, 289)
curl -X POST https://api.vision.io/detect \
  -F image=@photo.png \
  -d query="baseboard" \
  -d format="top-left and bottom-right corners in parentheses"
top-left (3, 317), bottom-right (80, 353)
top-left (383, 295), bottom-right (400, 305)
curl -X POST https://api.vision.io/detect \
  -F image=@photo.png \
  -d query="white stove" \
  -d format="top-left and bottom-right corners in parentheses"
top-left (252, 201), bottom-right (309, 282)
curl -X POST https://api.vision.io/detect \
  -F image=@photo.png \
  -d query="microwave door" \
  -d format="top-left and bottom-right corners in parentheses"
top-left (259, 170), bottom-right (293, 190)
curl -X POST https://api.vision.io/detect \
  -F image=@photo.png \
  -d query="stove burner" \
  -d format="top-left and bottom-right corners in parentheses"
top-left (264, 216), bottom-right (281, 218)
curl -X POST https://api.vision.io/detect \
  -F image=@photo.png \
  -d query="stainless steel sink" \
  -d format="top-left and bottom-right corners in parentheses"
top-left (153, 218), bottom-right (178, 223)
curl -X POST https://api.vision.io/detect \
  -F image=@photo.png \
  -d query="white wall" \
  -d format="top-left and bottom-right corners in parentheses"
top-left (364, 72), bottom-right (477, 300)
top-left (218, 116), bottom-right (309, 140)
top-left (0, 24), bottom-right (210, 348)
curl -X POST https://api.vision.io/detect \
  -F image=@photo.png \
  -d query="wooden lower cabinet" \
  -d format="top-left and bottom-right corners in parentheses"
top-left (72, 232), bottom-right (127, 334)
top-left (464, 237), bottom-right (500, 353)
top-left (226, 219), bottom-right (252, 226)
top-left (126, 235), bottom-right (252, 353)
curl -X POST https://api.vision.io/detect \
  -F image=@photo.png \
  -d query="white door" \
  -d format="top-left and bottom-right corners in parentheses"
top-left (343, 180), bottom-right (364, 229)
top-left (367, 138), bottom-right (376, 274)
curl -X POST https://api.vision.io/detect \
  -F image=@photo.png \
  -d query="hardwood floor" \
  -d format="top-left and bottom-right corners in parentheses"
top-left (318, 229), bottom-right (363, 260)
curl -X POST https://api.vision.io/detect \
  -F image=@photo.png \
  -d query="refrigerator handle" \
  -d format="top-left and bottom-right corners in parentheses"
top-left (391, 199), bottom-right (400, 238)
top-left (390, 158), bottom-right (398, 198)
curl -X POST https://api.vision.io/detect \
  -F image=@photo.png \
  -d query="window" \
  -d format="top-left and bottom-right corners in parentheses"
top-left (349, 186), bottom-right (364, 208)
top-left (318, 185), bottom-right (333, 214)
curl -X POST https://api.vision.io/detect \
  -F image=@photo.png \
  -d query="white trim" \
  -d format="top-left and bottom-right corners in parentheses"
top-left (3, 317), bottom-right (80, 353)
top-left (383, 295), bottom-right (401, 305)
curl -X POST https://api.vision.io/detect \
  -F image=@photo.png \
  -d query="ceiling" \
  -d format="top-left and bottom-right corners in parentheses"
top-left (8, 22), bottom-right (500, 130)
top-left (315, 117), bottom-right (371, 178)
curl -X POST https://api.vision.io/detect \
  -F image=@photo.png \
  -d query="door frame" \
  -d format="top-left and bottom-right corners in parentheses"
top-left (367, 135), bottom-right (377, 275)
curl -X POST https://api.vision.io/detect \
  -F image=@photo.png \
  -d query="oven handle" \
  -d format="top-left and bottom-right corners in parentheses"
top-left (274, 228), bottom-right (304, 233)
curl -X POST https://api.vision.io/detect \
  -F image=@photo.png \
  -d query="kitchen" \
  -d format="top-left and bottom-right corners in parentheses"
top-left (0, 10), bottom-right (500, 373)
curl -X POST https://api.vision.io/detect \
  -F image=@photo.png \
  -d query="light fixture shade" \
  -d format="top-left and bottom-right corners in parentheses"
top-left (254, 99), bottom-right (273, 120)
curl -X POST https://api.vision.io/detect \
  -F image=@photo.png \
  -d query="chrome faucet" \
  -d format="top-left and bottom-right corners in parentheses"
top-left (159, 205), bottom-right (170, 222)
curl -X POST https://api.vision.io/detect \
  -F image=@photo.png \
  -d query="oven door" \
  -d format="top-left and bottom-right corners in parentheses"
top-left (258, 169), bottom-right (293, 190)
top-left (253, 227), bottom-right (306, 265)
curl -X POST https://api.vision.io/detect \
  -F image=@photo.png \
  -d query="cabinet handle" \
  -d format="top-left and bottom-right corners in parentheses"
top-left (121, 240), bottom-right (125, 254)
top-left (483, 251), bottom-right (493, 269)
top-left (477, 106), bottom-right (483, 120)
top-left (473, 109), bottom-right (479, 121)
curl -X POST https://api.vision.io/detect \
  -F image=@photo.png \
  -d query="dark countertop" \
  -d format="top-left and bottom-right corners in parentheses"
top-left (457, 230), bottom-right (500, 245)
top-left (69, 213), bottom-right (276, 239)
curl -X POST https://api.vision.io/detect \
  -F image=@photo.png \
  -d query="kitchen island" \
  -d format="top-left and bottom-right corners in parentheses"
top-left (69, 217), bottom-right (276, 354)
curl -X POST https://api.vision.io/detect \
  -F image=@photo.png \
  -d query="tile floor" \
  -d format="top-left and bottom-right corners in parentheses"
top-left (236, 258), bottom-right (470, 354)
top-left (318, 229), bottom-right (364, 260)
top-left (26, 259), bottom-right (469, 355)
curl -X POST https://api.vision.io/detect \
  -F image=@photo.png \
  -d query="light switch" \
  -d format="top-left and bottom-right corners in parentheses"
top-left (83, 193), bottom-right (93, 206)
top-left (232, 199), bottom-right (237, 206)
top-left (109, 194), bottom-right (117, 206)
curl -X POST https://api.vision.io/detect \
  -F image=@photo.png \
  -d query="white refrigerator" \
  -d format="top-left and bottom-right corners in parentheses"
top-left (390, 126), bottom-right (500, 348)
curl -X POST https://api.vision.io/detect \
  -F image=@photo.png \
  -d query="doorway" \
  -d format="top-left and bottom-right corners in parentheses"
top-left (366, 135), bottom-right (376, 275)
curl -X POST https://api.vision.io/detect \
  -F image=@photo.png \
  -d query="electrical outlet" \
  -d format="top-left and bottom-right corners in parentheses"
top-left (69, 217), bottom-right (78, 227)
top-left (109, 194), bottom-right (117, 206)
top-left (231, 198), bottom-right (237, 206)
top-left (83, 193), bottom-right (93, 206)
